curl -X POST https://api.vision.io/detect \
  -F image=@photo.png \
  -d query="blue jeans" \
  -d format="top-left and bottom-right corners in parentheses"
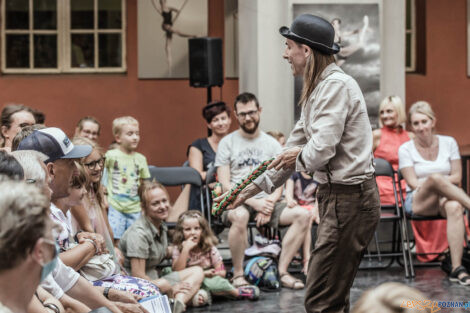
top-left (108, 205), bottom-right (141, 239)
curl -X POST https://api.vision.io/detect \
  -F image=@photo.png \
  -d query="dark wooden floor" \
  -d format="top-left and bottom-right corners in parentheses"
top-left (187, 265), bottom-right (470, 313)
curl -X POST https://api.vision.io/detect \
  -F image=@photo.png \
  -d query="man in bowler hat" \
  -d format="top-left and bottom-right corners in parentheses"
top-left (217, 14), bottom-right (380, 313)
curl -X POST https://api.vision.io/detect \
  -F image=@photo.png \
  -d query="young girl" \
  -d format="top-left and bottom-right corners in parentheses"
top-left (172, 211), bottom-right (259, 303)
top-left (285, 171), bottom-right (319, 274)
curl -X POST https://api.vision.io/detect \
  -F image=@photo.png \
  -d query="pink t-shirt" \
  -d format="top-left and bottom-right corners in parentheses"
top-left (172, 246), bottom-right (224, 271)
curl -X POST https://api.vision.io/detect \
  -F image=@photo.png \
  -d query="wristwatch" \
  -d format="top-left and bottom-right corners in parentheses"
top-left (103, 286), bottom-right (111, 299)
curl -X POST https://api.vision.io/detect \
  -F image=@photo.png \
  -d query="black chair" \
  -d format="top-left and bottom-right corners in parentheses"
top-left (396, 170), bottom-right (457, 277)
top-left (364, 158), bottom-right (413, 278)
top-left (148, 165), bottom-right (206, 227)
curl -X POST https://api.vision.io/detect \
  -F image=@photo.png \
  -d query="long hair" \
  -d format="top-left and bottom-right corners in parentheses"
top-left (173, 210), bottom-right (218, 254)
top-left (73, 137), bottom-right (106, 209)
top-left (299, 47), bottom-right (335, 106)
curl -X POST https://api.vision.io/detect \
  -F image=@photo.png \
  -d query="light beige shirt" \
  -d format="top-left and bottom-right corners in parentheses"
top-left (254, 63), bottom-right (375, 193)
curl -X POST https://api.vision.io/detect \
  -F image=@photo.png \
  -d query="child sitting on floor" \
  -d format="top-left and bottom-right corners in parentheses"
top-left (172, 210), bottom-right (260, 304)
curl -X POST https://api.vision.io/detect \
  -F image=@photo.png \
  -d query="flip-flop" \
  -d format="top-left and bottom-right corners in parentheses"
top-left (280, 273), bottom-right (305, 290)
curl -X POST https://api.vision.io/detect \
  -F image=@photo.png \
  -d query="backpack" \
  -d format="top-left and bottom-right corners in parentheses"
top-left (244, 256), bottom-right (280, 291)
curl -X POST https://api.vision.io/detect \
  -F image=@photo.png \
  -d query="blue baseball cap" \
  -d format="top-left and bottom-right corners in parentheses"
top-left (17, 127), bottom-right (92, 163)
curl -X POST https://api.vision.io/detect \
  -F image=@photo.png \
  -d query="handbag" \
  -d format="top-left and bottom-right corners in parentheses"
top-left (68, 242), bottom-right (119, 281)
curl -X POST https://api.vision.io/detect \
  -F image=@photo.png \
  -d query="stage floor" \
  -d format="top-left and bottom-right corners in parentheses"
top-left (187, 266), bottom-right (469, 313)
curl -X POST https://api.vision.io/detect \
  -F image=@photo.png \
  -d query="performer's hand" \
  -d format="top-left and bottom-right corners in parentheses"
top-left (269, 146), bottom-right (302, 171)
top-left (255, 212), bottom-right (271, 227)
top-left (213, 190), bottom-right (245, 211)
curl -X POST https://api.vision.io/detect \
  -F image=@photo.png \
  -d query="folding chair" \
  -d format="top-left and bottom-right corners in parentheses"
top-left (364, 158), bottom-right (413, 278)
top-left (148, 165), bottom-right (206, 225)
top-left (397, 170), bottom-right (457, 277)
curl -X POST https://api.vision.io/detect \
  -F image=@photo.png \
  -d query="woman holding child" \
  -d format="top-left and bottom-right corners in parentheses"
top-left (399, 101), bottom-right (470, 285)
top-left (119, 181), bottom-right (205, 313)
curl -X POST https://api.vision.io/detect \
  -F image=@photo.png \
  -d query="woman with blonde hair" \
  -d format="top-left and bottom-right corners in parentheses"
top-left (119, 181), bottom-right (206, 313)
top-left (70, 137), bottom-right (118, 263)
top-left (373, 95), bottom-right (410, 205)
top-left (399, 100), bottom-right (470, 285)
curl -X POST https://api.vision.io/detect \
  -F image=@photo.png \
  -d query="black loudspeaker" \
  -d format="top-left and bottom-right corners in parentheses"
top-left (189, 37), bottom-right (223, 87)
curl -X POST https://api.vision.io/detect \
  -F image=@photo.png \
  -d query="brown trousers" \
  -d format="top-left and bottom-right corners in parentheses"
top-left (304, 178), bottom-right (380, 313)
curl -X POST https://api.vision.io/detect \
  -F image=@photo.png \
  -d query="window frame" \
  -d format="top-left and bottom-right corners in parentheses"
top-left (1, 0), bottom-right (127, 74)
top-left (405, 0), bottom-right (416, 72)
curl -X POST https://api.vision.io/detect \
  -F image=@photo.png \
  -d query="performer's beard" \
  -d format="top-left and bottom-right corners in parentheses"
top-left (240, 119), bottom-right (259, 134)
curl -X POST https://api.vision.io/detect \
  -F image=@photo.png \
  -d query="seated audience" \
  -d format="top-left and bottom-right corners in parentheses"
top-left (352, 282), bottom-right (432, 313)
top-left (373, 96), bottom-right (447, 262)
top-left (399, 101), bottom-right (470, 285)
top-left (104, 116), bottom-right (150, 244)
top-left (0, 180), bottom-right (56, 313)
top-left (172, 211), bottom-right (259, 302)
top-left (16, 127), bottom-right (145, 313)
top-left (75, 116), bottom-right (101, 142)
top-left (215, 92), bottom-right (310, 289)
top-left (187, 101), bottom-right (232, 213)
top-left (285, 171), bottom-right (319, 274)
top-left (119, 180), bottom-right (205, 313)
top-left (1, 104), bottom-right (36, 151)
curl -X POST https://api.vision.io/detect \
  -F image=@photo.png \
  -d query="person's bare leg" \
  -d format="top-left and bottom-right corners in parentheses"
top-left (167, 184), bottom-right (190, 222)
top-left (302, 215), bottom-right (314, 274)
top-left (439, 200), bottom-right (466, 273)
top-left (227, 207), bottom-right (249, 282)
top-left (278, 207), bottom-right (310, 274)
top-left (175, 266), bottom-right (204, 304)
top-left (414, 174), bottom-right (470, 214)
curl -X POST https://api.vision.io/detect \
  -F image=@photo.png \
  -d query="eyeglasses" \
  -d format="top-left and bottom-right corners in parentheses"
top-left (236, 110), bottom-right (258, 119)
top-left (84, 157), bottom-right (104, 170)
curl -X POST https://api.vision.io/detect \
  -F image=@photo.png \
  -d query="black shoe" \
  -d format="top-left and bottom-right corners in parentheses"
top-left (449, 265), bottom-right (470, 286)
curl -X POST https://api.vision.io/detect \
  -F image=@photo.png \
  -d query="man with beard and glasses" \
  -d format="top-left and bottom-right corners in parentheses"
top-left (215, 92), bottom-right (310, 290)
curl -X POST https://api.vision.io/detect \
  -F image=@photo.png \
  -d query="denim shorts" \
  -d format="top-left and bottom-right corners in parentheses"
top-left (404, 190), bottom-right (414, 215)
top-left (108, 205), bottom-right (141, 239)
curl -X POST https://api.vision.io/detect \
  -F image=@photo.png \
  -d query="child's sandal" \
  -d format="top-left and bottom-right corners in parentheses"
top-left (237, 285), bottom-right (260, 301)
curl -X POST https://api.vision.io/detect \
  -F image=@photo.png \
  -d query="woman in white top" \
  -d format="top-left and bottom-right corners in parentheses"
top-left (398, 101), bottom-right (470, 285)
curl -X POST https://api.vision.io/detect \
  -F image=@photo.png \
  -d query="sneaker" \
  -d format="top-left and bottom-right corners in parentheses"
top-left (449, 265), bottom-right (470, 286)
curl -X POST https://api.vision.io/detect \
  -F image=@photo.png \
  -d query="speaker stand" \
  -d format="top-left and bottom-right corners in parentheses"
top-left (207, 86), bottom-right (212, 104)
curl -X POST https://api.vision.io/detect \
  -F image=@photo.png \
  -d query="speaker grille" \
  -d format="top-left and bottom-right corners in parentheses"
top-left (189, 37), bottom-right (223, 87)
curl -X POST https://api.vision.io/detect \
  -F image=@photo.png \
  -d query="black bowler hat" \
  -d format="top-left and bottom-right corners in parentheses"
top-left (279, 14), bottom-right (340, 55)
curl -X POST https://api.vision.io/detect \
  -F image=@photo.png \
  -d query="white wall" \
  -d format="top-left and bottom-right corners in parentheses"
top-left (238, 0), bottom-right (405, 135)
